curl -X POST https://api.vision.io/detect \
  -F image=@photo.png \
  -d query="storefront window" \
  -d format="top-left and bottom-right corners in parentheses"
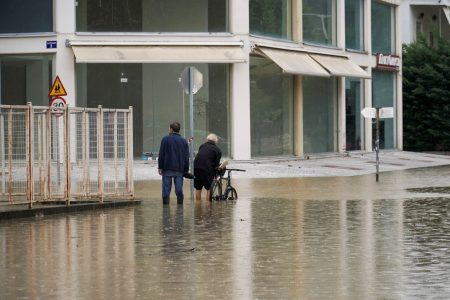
top-left (76, 0), bottom-right (228, 32)
top-left (0, 0), bottom-right (53, 34)
top-left (345, 78), bottom-right (364, 151)
top-left (345, 0), bottom-right (364, 51)
top-left (76, 63), bottom-right (230, 158)
top-left (372, 1), bottom-right (394, 54)
top-left (303, 76), bottom-right (337, 153)
top-left (303, 0), bottom-right (336, 46)
top-left (250, 0), bottom-right (292, 40)
top-left (250, 57), bottom-right (293, 157)
top-left (0, 55), bottom-right (53, 106)
top-left (372, 70), bottom-right (395, 149)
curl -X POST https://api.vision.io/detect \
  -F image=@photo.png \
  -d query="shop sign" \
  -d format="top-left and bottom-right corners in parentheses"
top-left (375, 54), bottom-right (400, 72)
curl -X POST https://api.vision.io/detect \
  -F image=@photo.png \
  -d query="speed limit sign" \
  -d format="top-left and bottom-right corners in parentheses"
top-left (50, 96), bottom-right (66, 116)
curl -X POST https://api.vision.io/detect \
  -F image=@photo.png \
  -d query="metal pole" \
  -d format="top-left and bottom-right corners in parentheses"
top-left (189, 67), bottom-right (194, 202)
top-left (375, 107), bottom-right (380, 182)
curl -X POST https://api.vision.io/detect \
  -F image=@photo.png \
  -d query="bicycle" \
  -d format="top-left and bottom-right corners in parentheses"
top-left (210, 168), bottom-right (246, 201)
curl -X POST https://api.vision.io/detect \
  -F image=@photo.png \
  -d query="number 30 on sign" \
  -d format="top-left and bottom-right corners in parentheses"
top-left (50, 96), bottom-right (66, 116)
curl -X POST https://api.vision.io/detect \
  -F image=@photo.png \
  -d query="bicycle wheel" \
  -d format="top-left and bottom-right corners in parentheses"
top-left (225, 187), bottom-right (238, 200)
top-left (210, 179), bottom-right (222, 201)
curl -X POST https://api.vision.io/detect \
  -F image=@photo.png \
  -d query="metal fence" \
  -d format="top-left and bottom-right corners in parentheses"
top-left (0, 104), bottom-right (134, 207)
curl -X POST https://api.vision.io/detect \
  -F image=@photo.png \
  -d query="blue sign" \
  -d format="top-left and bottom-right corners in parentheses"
top-left (46, 41), bottom-right (57, 49)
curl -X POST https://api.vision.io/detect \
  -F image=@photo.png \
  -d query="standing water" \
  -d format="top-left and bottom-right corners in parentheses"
top-left (1, 166), bottom-right (450, 299)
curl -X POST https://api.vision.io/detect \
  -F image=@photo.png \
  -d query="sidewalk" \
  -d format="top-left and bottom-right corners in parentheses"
top-left (2, 151), bottom-right (450, 220)
top-left (135, 150), bottom-right (450, 179)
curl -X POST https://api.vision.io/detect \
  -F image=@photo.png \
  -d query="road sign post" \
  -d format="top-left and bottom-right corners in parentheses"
top-left (361, 106), bottom-right (394, 182)
top-left (181, 67), bottom-right (203, 202)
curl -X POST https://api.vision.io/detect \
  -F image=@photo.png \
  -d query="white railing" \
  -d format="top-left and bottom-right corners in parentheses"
top-left (0, 104), bottom-right (134, 207)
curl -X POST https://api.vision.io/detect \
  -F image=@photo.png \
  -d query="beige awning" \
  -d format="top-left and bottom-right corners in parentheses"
top-left (257, 47), bottom-right (330, 77)
top-left (310, 54), bottom-right (371, 78)
top-left (71, 45), bottom-right (246, 63)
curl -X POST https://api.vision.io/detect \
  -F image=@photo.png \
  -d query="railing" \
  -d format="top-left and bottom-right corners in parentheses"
top-left (0, 103), bottom-right (134, 207)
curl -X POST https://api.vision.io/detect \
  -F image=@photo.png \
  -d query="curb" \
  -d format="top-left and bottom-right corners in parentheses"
top-left (0, 200), bottom-right (142, 221)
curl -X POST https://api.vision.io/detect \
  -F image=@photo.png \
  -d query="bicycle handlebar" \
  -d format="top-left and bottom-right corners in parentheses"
top-left (225, 168), bottom-right (246, 172)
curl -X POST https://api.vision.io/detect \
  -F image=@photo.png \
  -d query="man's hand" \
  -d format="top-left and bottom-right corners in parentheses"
top-left (158, 169), bottom-right (163, 176)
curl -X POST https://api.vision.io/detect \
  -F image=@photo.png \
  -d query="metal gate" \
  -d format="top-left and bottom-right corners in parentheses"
top-left (0, 103), bottom-right (134, 207)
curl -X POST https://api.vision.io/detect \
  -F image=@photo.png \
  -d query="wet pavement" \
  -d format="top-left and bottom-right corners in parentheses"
top-left (1, 164), bottom-right (450, 299)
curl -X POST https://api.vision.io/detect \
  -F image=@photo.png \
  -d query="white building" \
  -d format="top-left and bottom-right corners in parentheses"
top-left (0, 0), bottom-right (403, 160)
top-left (400, 0), bottom-right (450, 44)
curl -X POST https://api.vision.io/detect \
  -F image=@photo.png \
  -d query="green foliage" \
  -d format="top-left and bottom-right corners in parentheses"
top-left (403, 36), bottom-right (450, 151)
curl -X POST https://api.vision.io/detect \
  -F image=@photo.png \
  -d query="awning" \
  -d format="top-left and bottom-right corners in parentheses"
top-left (257, 47), bottom-right (330, 77)
top-left (71, 45), bottom-right (246, 63)
top-left (310, 54), bottom-right (371, 78)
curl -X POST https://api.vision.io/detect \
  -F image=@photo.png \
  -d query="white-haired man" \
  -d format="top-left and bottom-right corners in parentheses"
top-left (193, 133), bottom-right (222, 201)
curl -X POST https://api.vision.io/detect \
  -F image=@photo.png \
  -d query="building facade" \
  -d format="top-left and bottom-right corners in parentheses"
top-left (0, 0), bottom-right (403, 160)
top-left (400, 0), bottom-right (450, 44)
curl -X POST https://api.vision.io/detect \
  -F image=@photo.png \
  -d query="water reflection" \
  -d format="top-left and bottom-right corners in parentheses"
top-left (1, 167), bottom-right (450, 299)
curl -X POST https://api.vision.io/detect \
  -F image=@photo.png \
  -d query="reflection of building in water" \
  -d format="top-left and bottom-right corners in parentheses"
top-left (0, 209), bottom-right (137, 299)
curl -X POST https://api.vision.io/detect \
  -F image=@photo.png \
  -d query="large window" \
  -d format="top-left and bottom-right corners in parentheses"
top-left (345, 0), bottom-right (364, 50)
top-left (0, 0), bottom-right (53, 34)
top-left (76, 0), bottom-right (228, 32)
top-left (76, 63), bottom-right (230, 157)
top-left (250, 0), bottom-right (292, 40)
top-left (345, 78), bottom-right (364, 151)
top-left (250, 57), bottom-right (293, 157)
top-left (372, 70), bottom-right (395, 149)
top-left (303, 76), bottom-right (337, 153)
top-left (303, 0), bottom-right (336, 46)
top-left (0, 55), bottom-right (53, 106)
top-left (372, 1), bottom-right (395, 54)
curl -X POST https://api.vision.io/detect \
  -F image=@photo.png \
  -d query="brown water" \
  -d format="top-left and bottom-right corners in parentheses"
top-left (1, 167), bottom-right (450, 299)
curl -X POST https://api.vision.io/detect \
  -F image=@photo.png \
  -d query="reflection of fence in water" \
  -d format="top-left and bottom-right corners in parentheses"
top-left (0, 104), bottom-right (134, 207)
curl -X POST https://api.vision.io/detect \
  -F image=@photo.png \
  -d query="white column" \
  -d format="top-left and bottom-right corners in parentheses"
top-left (395, 4), bottom-right (403, 150)
top-left (338, 77), bottom-right (346, 153)
top-left (230, 0), bottom-right (251, 160)
top-left (54, 0), bottom-right (76, 106)
top-left (230, 58), bottom-right (251, 160)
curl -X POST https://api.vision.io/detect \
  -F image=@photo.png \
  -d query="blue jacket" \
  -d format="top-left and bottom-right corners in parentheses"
top-left (158, 132), bottom-right (189, 173)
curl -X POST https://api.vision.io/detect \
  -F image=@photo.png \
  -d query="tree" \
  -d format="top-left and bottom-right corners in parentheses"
top-left (403, 35), bottom-right (450, 151)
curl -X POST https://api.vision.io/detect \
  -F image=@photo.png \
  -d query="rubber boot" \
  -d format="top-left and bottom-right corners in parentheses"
top-left (162, 196), bottom-right (169, 205)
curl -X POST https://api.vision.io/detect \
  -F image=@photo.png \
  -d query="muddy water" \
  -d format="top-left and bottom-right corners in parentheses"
top-left (1, 167), bottom-right (450, 299)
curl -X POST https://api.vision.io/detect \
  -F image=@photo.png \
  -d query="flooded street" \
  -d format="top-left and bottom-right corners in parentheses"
top-left (1, 166), bottom-right (450, 299)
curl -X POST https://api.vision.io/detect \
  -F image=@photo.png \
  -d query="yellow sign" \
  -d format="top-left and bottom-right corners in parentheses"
top-left (48, 76), bottom-right (67, 97)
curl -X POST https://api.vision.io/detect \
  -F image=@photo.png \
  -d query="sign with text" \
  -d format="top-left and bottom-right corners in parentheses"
top-left (375, 54), bottom-right (400, 72)
top-left (361, 107), bottom-right (394, 119)
top-left (50, 96), bottom-right (67, 117)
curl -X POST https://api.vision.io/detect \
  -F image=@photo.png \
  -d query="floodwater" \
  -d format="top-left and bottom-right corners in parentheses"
top-left (1, 167), bottom-right (450, 300)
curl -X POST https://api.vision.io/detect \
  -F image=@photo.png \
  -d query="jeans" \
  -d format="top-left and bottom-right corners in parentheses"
top-left (162, 170), bottom-right (184, 199)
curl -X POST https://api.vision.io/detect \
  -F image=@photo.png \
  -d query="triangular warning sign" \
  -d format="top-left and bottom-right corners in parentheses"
top-left (48, 76), bottom-right (67, 97)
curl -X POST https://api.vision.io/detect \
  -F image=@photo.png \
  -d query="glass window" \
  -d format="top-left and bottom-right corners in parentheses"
top-left (250, 0), bottom-right (292, 40)
top-left (372, 70), bottom-right (395, 149)
top-left (303, 76), bottom-right (337, 153)
top-left (345, 78), bottom-right (364, 151)
top-left (303, 0), bottom-right (336, 46)
top-left (76, 0), bottom-right (228, 32)
top-left (345, 0), bottom-right (364, 50)
top-left (1, 55), bottom-right (53, 106)
top-left (371, 1), bottom-right (394, 54)
top-left (250, 57), bottom-right (293, 157)
top-left (0, 0), bottom-right (53, 34)
top-left (76, 63), bottom-right (230, 158)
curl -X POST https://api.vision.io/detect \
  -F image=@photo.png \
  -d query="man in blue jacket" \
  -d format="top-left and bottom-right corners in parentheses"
top-left (158, 122), bottom-right (189, 205)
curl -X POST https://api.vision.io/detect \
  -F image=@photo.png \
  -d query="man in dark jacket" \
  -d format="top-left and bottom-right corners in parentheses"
top-left (158, 122), bottom-right (189, 205)
top-left (194, 133), bottom-right (222, 201)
